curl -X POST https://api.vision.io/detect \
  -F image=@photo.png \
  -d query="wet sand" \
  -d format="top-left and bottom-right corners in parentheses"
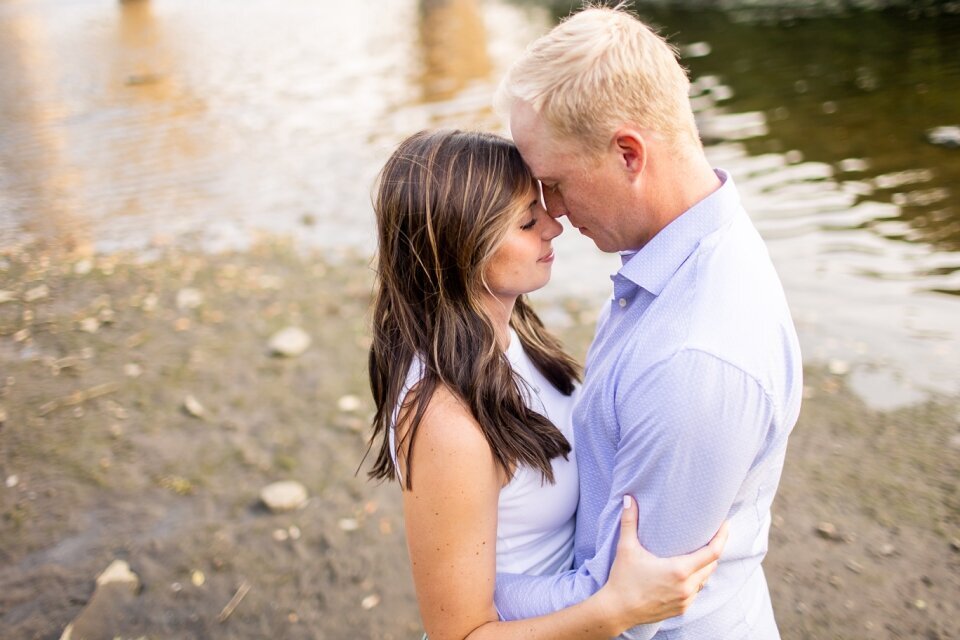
top-left (0, 240), bottom-right (957, 639)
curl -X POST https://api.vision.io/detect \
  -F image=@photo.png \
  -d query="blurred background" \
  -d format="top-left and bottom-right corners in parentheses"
top-left (1, 0), bottom-right (958, 638)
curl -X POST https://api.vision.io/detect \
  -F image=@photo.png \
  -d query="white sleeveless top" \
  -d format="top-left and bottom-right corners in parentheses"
top-left (390, 329), bottom-right (578, 576)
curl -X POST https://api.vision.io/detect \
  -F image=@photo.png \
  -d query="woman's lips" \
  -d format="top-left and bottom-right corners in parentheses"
top-left (538, 250), bottom-right (555, 263)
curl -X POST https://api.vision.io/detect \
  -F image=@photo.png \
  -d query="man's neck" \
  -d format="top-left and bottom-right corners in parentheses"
top-left (646, 149), bottom-right (722, 235)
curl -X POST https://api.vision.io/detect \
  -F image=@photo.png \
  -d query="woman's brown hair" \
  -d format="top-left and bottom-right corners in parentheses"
top-left (367, 129), bottom-right (580, 489)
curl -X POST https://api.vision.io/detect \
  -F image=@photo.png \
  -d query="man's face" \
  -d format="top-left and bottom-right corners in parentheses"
top-left (509, 101), bottom-right (636, 253)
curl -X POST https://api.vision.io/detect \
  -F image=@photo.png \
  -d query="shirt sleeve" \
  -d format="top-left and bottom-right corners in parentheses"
top-left (494, 349), bottom-right (774, 636)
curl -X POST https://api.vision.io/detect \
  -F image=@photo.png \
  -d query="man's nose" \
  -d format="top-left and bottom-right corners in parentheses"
top-left (542, 188), bottom-right (567, 219)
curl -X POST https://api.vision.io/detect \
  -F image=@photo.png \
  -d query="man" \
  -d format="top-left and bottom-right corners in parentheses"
top-left (493, 6), bottom-right (802, 639)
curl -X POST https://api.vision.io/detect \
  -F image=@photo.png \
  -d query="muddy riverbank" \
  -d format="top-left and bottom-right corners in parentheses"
top-left (1, 240), bottom-right (957, 639)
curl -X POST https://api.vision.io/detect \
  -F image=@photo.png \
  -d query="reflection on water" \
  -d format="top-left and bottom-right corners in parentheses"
top-left (418, 0), bottom-right (493, 102)
top-left (0, 0), bottom-right (957, 397)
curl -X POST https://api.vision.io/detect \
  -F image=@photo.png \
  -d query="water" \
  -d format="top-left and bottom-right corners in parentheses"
top-left (1, 0), bottom-right (958, 402)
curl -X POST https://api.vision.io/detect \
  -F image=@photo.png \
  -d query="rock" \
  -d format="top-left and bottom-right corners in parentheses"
top-left (288, 525), bottom-right (301, 540)
top-left (827, 359), bottom-right (850, 376)
top-left (78, 317), bottom-right (100, 333)
top-left (123, 363), bottom-right (143, 378)
top-left (914, 599), bottom-right (927, 610)
top-left (845, 559), bottom-right (863, 574)
top-left (361, 594), bottom-right (381, 610)
top-left (927, 125), bottom-right (960, 148)
top-left (74, 259), bottom-right (93, 275)
top-left (191, 570), bottom-right (205, 587)
top-left (338, 394), bottom-right (362, 412)
top-left (183, 395), bottom-right (206, 418)
top-left (338, 518), bottom-right (360, 532)
top-left (141, 293), bottom-right (159, 312)
top-left (268, 327), bottom-right (311, 357)
top-left (828, 575), bottom-right (843, 588)
top-left (816, 522), bottom-right (843, 541)
top-left (23, 284), bottom-right (49, 303)
top-left (272, 528), bottom-right (289, 542)
top-left (877, 543), bottom-right (897, 557)
top-left (259, 480), bottom-right (308, 513)
top-left (176, 288), bottom-right (204, 310)
top-left (97, 559), bottom-right (139, 587)
top-left (5, 474), bottom-right (17, 488)
top-left (0, 290), bottom-right (16, 304)
top-left (0, 405), bottom-right (7, 424)
top-left (950, 538), bottom-right (960, 552)
top-left (60, 560), bottom-right (141, 640)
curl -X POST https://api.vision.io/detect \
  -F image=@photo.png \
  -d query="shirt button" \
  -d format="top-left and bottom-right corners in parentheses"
top-left (618, 298), bottom-right (627, 308)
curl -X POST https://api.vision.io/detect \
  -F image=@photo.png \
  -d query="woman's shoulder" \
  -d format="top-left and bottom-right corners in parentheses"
top-left (396, 382), bottom-right (496, 477)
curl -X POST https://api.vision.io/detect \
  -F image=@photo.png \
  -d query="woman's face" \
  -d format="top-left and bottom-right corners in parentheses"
top-left (482, 183), bottom-right (563, 302)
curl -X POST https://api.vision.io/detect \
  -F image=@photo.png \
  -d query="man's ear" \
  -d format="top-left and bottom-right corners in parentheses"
top-left (613, 130), bottom-right (647, 178)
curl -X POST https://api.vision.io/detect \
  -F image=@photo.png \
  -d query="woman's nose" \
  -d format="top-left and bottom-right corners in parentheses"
top-left (543, 214), bottom-right (563, 240)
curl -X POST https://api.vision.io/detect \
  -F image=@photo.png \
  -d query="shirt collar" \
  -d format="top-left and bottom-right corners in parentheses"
top-left (617, 169), bottom-right (740, 296)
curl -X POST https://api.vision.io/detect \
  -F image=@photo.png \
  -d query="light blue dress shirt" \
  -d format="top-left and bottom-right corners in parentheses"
top-left (494, 170), bottom-right (803, 639)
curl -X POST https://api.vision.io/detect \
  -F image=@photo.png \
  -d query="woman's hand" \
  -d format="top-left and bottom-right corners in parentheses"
top-left (597, 495), bottom-right (729, 634)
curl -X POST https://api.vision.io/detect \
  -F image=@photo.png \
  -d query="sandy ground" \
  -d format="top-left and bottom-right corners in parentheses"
top-left (0, 240), bottom-right (957, 639)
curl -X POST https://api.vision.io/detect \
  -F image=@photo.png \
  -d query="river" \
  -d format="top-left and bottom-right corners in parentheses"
top-left (1, 0), bottom-right (958, 406)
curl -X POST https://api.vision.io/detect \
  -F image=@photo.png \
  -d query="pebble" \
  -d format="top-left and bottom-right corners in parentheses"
top-left (268, 327), bottom-right (311, 357)
top-left (97, 559), bottom-right (140, 588)
top-left (288, 525), bottom-right (301, 540)
top-left (816, 522), bottom-right (843, 541)
top-left (5, 475), bottom-right (18, 489)
top-left (877, 543), bottom-right (897, 557)
top-left (828, 575), bottom-right (843, 588)
top-left (338, 518), bottom-right (360, 532)
top-left (23, 284), bottom-right (49, 303)
top-left (338, 395), bottom-right (362, 413)
top-left (183, 395), bottom-right (206, 418)
top-left (141, 293), bottom-right (159, 312)
top-left (124, 363), bottom-right (143, 378)
top-left (0, 405), bottom-right (7, 424)
top-left (191, 570), bottom-right (205, 587)
top-left (176, 288), bottom-right (204, 310)
top-left (827, 359), bottom-right (850, 376)
top-left (272, 528), bottom-right (289, 542)
top-left (914, 599), bottom-right (927, 610)
top-left (79, 317), bottom-right (100, 333)
top-left (74, 259), bottom-right (93, 275)
top-left (259, 480), bottom-right (309, 513)
top-left (0, 290), bottom-right (15, 304)
top-left (361, 594), bottom-right (381, 610)
top-left (950, 538), bottom-right (960, 552)
top-left (845, 559), bottom-right (863, 574)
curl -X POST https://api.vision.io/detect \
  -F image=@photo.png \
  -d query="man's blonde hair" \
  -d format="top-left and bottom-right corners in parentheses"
top-left (496, 4), bottom-right (698, 150)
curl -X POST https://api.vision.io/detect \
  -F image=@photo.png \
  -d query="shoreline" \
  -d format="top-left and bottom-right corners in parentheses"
top-left (1, 239), bottom-right (957, 639)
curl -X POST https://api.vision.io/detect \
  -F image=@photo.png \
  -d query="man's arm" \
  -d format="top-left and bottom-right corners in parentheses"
top-left (496, 349), bottom-right (773, 637)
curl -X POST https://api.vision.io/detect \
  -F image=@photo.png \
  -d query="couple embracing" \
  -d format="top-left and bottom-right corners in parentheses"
top-left (367, 6), bottom-right (802, 639)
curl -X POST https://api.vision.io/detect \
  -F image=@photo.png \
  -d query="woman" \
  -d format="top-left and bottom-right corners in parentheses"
top-left (367, 130), bottom-right (724, 639)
